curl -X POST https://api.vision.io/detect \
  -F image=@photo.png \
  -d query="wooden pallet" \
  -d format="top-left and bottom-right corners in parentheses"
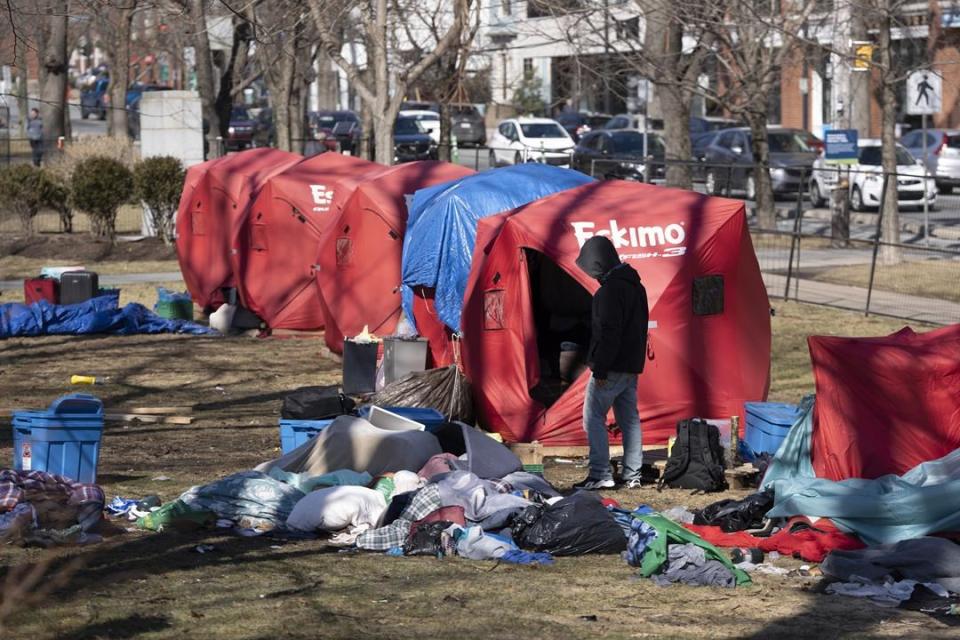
top-left (105, 405), bottom-right (195, 426)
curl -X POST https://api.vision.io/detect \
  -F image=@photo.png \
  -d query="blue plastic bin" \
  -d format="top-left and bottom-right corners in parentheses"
top-left (11, 394), bottom-right (104, 483)
top-left (744, 402), bottom-right (803, 457)
top-left (357, 406), bottom-right (446, 433)
top-left (279, 418), bottom-right (334, 454)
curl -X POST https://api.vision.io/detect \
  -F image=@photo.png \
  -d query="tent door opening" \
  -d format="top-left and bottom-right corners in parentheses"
top-left (523, 249), bottom-right (593, 409)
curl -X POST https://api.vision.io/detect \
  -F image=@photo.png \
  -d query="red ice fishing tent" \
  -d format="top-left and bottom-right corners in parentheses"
top-left (316, 161), bottom-right (475, 353)
top-left (176, 149), bottom-right (302, 310)
top-left (461, 181), bottom-right (771, 446)
top-left (808, 324), bottom-right (960, 481)
top-left (237, 153), bottom-right (388, 330)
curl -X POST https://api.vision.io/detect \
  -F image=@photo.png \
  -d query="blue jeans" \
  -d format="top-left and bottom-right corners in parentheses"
top-left (583, 372), bottom-right (642, 481)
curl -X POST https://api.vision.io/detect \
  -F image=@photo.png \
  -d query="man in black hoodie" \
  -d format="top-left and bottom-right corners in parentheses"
top-left (573, 235), bottom-right (649, 490)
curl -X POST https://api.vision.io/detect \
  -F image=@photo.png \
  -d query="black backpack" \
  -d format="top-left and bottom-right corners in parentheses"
top-left (658, 418), bottom-right (728, 492)
top-left (281, 386), bottom-right (356, 420)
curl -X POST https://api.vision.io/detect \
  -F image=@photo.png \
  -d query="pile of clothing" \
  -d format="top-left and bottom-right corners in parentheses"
top-left (0, 469), bottom-right (105, 546)
top-left (138, 416), bottom-right (630, 564)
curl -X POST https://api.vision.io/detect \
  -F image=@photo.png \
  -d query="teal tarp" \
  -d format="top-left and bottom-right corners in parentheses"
top-left (761, 397), bottom-right (960, 545)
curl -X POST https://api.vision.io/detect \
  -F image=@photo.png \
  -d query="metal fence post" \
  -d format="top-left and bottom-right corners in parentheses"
top-left (864, 173), bottom-right (889, 317)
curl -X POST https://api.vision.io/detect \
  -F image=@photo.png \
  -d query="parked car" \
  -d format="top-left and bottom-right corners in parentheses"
top-left (394, 115), bottom-right (437, 162)
top-left (399, 109), bottom-right (440, 144)
top-left (80, 75), bottom-right (109, 120)
top-left (702, 127), bottom-right (818, 199)
top-left (602, 114), bottom-right (664, 131)
top-left (690, 116), bottom-right (741, 137)
top-left (400, 100), bottom-right (440, 113)
top-left (450, 104), bottom-right (486, 146)
top-left (488, 117), bottom-right (575, 167)
top-left (310, 110), bottom-right (361, 153)
top-left (226, 105), bottom-right (256, 150)
top-left (252, 107), bottom-right (275, 148)
top-left (809, 140), bottom-right (935, 211)
top-left (126, 83), bottom-right (171, 139)
top-left (555, 111), bottom-right (612, 141)
top-left (571, 129), bottom-right (666, 181)
top-left (899, 128), bottom-right (960, 193)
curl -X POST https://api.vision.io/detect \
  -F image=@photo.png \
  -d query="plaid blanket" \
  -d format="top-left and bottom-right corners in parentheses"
top-left (0, 469), bottom-right (104, 511)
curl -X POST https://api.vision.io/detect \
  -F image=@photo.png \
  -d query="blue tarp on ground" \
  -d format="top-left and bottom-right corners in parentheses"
top-left (0, 292), bottom-right (216, 338)
top-left (761, 398), bottom-right (960, 545)
top-left (400, 164), bottom-right (594, 333)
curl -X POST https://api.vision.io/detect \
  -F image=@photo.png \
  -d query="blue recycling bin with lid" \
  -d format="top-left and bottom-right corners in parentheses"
top-left (279, 418), bottom-right (335, 454)
top-left (11, 393), bottom-right (104, 483)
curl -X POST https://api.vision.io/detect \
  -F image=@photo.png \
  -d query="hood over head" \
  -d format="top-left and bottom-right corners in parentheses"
top-left (575, 235), bottom-right (621, 281)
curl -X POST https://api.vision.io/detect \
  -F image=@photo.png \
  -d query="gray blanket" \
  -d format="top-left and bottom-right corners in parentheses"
top-left (180, 471), bottom-right (305, 530)
top-left (821, 537), bottom-right (960, 593)
top-left (257, 416), bottom-right (442, 478)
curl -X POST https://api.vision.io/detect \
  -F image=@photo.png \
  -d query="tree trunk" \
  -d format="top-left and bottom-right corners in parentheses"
top-left (188, 0), bottom-right (222, 158)
top-left (849, 10), bottom-right (871, 137)
top-left (316, 51), bottom-right (338, 110)
top-left (438, 102), bottom-right (452, 162)
top-left (746, 111), bottom-right (776, 229)
top-left (359, 101), bottom-right (373, 159)
top-left (214, 18), bottom-right (250, 139)
top-left (659, 85), bottom-right (692, 189)
top-left (109, 6), bottom-right (135, 139)
top-left (373, 111), bottom-right (396, 165)
top-left (877, 6), bottom-right (901, 264)
top-left (39, 0), bottom-right (68, 149)
top-left (272, 49), bottom-right (296, 152)
top-left (15, 44), bottom-right (28, 137)
top-left (642, 2), bottom-right (694, 189)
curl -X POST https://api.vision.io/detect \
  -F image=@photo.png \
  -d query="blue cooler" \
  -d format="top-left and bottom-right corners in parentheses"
top-left (279, 419), bottom-right (334, 454)
top-left (357, 406), bottom-right (446, 433)
top-left (12, 394), bottom-right (104, 483)
top-left (744, 402), bottom-right (803, 457)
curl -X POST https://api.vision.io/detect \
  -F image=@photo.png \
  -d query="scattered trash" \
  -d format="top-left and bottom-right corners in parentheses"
top-left (151, 475), bottom-right (172, 482)
top-left (578, 615), bottom-right (598, 622)
top-left (193, 544), bottom-right (216, 554)
top-left (70, 374), bottom-right (105, 385)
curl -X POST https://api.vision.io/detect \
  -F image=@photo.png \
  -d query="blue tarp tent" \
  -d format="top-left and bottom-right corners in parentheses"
top-left (0, 293), bottom-right (217, 338)
top-left (401, 163), bottom-right (594, 334)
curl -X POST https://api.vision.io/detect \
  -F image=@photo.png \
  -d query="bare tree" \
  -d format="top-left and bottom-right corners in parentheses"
top-left (306, 0), bottom-right (471, 165)
top-left (39, 0), bottom-right (69, 146)
top-left (183, 0), bottom-right (222, 156)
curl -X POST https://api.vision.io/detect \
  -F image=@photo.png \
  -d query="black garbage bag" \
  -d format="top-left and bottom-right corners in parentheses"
top-left (403, 521), bottom-right (454, 557)
top-left (693, 490), bottom-right (775, 532)
top-left (281, 386), bottom-right (356, 420)
top-left (371, 365), bottom-right (473, 424)
top-left (511, 492), bottom-right (626, 556)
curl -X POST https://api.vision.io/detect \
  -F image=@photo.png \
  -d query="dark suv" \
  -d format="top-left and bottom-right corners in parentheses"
top-left (309, 110), bottom-right (361, 153)
top-left (701, 127), bottom-right (817, 199)
top-left (400, 101), bottom-right (486, 146)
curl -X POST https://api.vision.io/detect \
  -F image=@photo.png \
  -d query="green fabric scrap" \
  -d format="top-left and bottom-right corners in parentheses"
top-left (634, 513), bottom-right (751, 586)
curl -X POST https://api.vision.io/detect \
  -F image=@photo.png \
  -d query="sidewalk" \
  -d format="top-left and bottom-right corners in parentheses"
top-left (763, 273), bottom-right (960, 325)
top-left (0, 271), bottom-right (183, 292)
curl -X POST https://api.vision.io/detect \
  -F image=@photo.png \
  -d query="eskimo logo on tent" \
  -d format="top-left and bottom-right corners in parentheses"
top-left (310, 185), bottom-right (334, 212)
top-left (572, 220), bottom-right (687, 258)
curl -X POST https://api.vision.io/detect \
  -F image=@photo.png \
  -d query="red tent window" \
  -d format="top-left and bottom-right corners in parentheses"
top-left (483, 289), bottom-right (505, 330)
top-left (336, 237), bottom-right (353, 267)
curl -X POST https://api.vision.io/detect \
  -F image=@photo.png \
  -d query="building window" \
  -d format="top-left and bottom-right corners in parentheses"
top-left (615, 17), bottom-right (640, 40)
top-left (501, 0), bottom-right (511, 15)
top-left (524, 58), bottom-right (533, 76)
top-left (527, 0), bottom-right (581, 18)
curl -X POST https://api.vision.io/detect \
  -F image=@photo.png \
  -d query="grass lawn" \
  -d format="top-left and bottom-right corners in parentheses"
top-left (0, 302), bottom-right (947, 639)
top-left (809, 259), bottom-right (960, 304)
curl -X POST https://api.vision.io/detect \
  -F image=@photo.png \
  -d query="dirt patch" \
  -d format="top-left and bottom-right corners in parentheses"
top-left (0, 234), bottom-right (178, 266)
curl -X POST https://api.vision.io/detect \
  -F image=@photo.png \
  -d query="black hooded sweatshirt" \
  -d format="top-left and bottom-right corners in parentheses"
top-left (575, 236), bottom-right (649, 379)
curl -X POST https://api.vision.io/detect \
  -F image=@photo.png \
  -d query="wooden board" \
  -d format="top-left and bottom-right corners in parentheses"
top-left (104, 413), bottom-right (194, 425)
top-left (124, 407), bottom-right (193, 415)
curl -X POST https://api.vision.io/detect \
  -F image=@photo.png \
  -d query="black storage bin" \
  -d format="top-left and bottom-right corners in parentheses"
top-left (342, 340), bottom-right (379, 396)
top-left (60, 271), bottom-right (100, 305)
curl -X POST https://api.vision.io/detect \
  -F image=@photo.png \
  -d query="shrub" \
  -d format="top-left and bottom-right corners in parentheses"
top-left (38, 169), bottom-right (73, 232)
top-left (70, 156), bottom-right (135, 241)
top-left (134, 156), bottom-right (185, 245)
top-left (0, 164), bottom-right (45, 233)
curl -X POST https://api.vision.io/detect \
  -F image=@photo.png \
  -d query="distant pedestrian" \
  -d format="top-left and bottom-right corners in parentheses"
top-left (573, 235), bottom-right (649, 491)
top-left (27, 108), bottom-right (43, 167)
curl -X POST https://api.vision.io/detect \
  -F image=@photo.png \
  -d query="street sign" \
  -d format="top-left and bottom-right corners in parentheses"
top-left (906, 70), bottom-right (942, 115)
top-left (824, 129), bottom-right (858, 165)
top-left (853, 42), bottom-right (873, 72)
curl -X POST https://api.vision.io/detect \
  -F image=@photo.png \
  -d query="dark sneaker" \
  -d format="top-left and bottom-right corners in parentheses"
top-left (573, 477), bottom-right (615, 491)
